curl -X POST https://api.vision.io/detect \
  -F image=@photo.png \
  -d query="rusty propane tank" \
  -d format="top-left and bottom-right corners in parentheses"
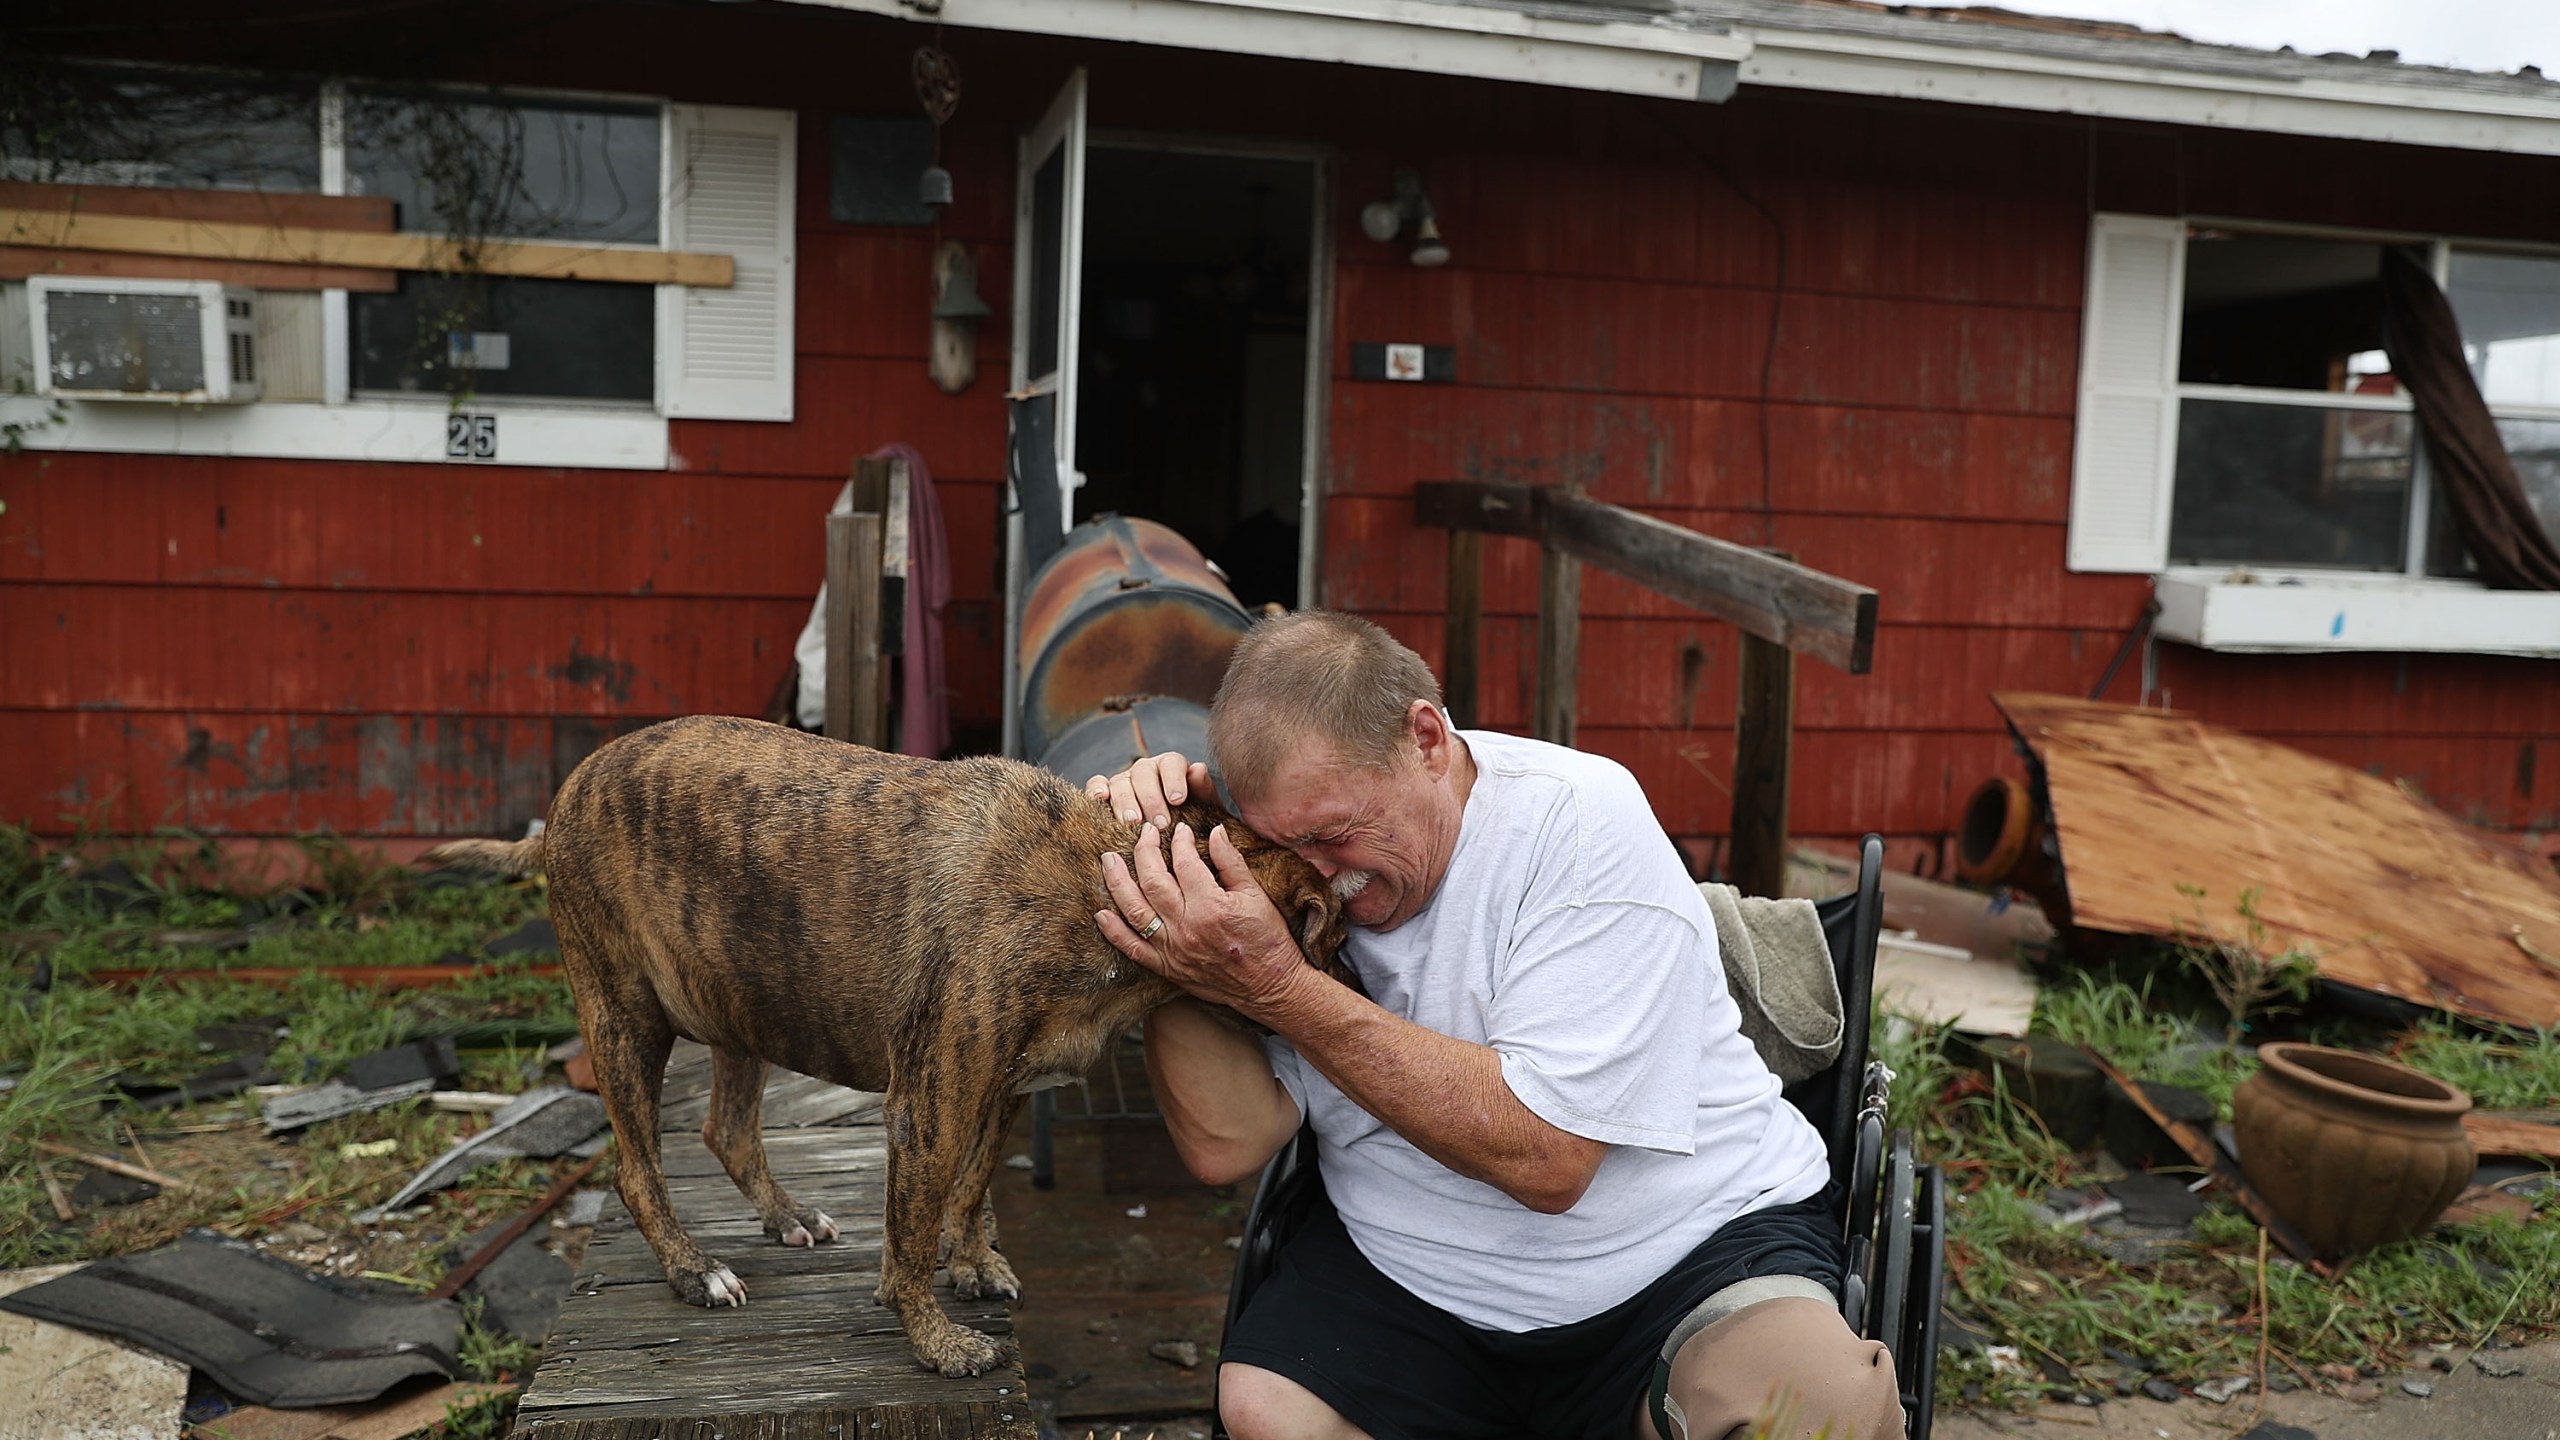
top-left (1017, 515), bottom-right (1252, 767)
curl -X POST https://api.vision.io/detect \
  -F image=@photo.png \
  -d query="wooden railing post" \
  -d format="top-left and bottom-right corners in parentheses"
top-left (825, 457), bottom-right (899, 750)
top-left (824, 510), bottom-right (887, 750)
top-left (1730, 630), bottom-right (1795, 898)
top-left (1534, 543), bottom-right (1580, 748)
top-left (1444, 529), bottom-right (1482, 729)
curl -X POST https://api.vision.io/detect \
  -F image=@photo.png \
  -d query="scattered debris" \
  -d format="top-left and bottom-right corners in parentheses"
top-left (357, 1087), bottom-right (607, 1222)
top-left (2439, 1183), bottom-right (2539, 1227)
top-left (1991, 692), bottom-right (2560, 1031)
top-left (2401, 1378), bottom-right (2434, 1398)
top-left (36, 1159), bottom-right (75, 1222)
top-left (2471, 1351), bottom-right (2527, 1378)
top-left (2466, 1112), bottom-right (2560, 1160)
top-left (428, 1091), bottom-right (520, 1114)
top-left (1872, 931), bottom-right (2039, 1036)
top-left (346, 1038), bottom-right (461, 1092)
top-left (2193, 1375), bottom-right (2252, 1404)
top-left (70, 1166), bottom-right (160, 1208)
top-left (2103, 1079), bottom-right (2215, 1172)
top-left (35, 1140), bottom-right (186, 1192)
top-left (184, 1380), bottom-right (511, 1440)
top-left (1124, 1204), bottom-right (1148, 1219)
top-left (339, 1139), bottom-right (400, 1160)
top-left (1004, 1153), bottom-right (1035, 1170)
top-left (563, 1190), bottom-right (609, 1228)
top-left (1978, 1035), bottom-right (2104, 1149)
top-left (1147, 1339), bottom-right (1200, 1369)
top-left (197, 1016), bottom-right (291, 1054)
top-left (120, 1055), bottom-right (281, 1112)
top-left (484, 917), bottom-right (560, 959)
top-left (0, 1231), bottom-right (464, 1407)
top-left (2235, 1422), bottom-right (2315, 1440)
top-left (261, 1079), bottom-right (437, 1134)
top-left (2139, 1376), bottom-right (2179, 1402)
top-left (0, 1261), bottom-right (189, 1440)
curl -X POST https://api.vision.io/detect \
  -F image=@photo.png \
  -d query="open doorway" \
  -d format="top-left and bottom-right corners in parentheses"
top-left (1072, 145), bottom-right (1320, 612)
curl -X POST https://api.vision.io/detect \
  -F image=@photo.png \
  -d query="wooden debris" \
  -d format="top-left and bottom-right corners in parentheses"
top-left (185, 1382), bottom-right (511, 1440)
top-left (36, 1141), bottom-right (185, 1191)
top-left (36, 1162), bottom-right (74, 1222)
top-left (2078, 1045), bottom-right (2332, 1275)
top-left (2464, 1112), bottom-right (2560, 1160)
top-left (1993, 693), bottom-right (2560, 1030)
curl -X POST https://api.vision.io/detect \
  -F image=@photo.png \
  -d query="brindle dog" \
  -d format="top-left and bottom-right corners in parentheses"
top-left (422, 714), bottom-right (1351, 1377)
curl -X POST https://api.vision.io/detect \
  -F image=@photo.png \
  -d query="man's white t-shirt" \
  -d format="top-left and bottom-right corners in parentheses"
top-left (1263, 728), bottom-right (1832, 1333)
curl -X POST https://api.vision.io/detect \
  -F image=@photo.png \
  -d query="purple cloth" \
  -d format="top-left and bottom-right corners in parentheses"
top-left (870, 442), bottom-right (952, 757)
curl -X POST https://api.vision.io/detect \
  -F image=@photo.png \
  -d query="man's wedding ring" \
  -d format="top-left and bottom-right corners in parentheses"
top-left (1139, 916), bottom-right (1165, 940)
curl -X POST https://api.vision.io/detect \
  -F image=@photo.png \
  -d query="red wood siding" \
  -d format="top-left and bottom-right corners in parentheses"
top-left (4, 1), bottom-right (2557, 869)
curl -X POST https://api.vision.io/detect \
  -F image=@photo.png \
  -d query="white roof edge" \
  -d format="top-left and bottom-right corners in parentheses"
top-left (1737, 25), bottom-right (2560, 157)
top-left (781, 0), bottom-right (1750, 100)
top-left (774, 0), bottom-right (2560, 153)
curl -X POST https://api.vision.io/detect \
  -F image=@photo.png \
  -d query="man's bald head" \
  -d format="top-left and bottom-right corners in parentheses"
top-left (1208, 611), bottom-right (1444, 803)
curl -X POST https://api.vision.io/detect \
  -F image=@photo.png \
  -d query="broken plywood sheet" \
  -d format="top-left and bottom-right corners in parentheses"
top-left (0, 1262), bottom-right (188, 1440)
top-left (1993, 691), bottom-right (2560, 1029)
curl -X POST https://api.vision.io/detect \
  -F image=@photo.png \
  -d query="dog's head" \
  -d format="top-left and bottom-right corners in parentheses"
top-left (1168, 800), bottom-right (1356, 990)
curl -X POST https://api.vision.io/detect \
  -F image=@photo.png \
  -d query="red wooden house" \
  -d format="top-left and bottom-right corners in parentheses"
top-left (4, 0), bottom-right (2557, 878)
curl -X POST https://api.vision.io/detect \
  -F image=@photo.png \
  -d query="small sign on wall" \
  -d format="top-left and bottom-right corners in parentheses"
top-left (1351, 342), bottom-right (1455, 383)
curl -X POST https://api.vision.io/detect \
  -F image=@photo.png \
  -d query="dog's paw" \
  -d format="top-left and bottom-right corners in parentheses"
top-left (670, 1263), bottom-right (748, 1308)
top-left (772, 1208), bottom-right (840, 1247)
top-left (912, 1324), bottom-right (1006, 1378)
top-left (950, 1252), bottom-right (1021, 1303)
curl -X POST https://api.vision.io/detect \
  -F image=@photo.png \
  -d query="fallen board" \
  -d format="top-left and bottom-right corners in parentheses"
top-left (1994, 692), bottom-right (2560, 1030)
top-left (509, 1054), bottom-right (1023, 1439)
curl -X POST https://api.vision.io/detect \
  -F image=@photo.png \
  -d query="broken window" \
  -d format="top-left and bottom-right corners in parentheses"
top-left (2168, 232), bottom-right (2426, 573)
top-left (345, 91), bottom-right (661, 403)
top-left (2156, 229), bottom-right (2560, 577)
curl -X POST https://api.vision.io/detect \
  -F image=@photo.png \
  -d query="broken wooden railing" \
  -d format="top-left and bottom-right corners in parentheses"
top-left (1414, 482), bottom-right (1877, 898)
top-left (822, 454), bottom-right (910, 748)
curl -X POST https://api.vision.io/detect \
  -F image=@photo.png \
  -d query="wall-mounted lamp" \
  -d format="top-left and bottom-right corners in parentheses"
top-left (1359, 169), bottom-right (1450, 268)
top-left (929, 240), bottom-right (991, 394)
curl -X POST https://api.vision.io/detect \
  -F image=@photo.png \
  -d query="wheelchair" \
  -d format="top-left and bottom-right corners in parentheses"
top-left (1215, 835), bottom-right (1945, 1439)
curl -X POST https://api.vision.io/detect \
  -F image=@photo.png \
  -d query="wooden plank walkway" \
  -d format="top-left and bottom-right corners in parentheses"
top-left (511, 1044), bottom-right (1032, 1440)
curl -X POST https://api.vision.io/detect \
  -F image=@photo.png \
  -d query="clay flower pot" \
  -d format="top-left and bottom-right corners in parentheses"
top-left (2232, 1042), bottom-right (2474, 1257)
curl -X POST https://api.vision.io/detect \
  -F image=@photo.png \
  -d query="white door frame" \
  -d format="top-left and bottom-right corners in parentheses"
top-left (1002, 68), bottom-right (1089, 760)
top-left (1085, 129), bottom-right (1335, 609)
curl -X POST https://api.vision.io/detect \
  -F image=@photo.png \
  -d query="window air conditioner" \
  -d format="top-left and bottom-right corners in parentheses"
top-left (28, 276), bottom-right (261, 403)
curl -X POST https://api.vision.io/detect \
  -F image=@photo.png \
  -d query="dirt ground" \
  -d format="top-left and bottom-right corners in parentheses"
top-left (1934, 1337), bottom-right (2560, 1440)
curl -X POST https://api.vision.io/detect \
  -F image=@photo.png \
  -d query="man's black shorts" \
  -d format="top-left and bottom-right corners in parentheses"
top-left (1219, 1189), bottom-right (1845, 1440)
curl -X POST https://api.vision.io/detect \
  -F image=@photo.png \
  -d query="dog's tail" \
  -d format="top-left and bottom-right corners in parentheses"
top-left (418, 835), bottom-right (547, 878)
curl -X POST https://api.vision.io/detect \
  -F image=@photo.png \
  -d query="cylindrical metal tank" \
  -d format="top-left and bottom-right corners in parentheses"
top-left (1035, 695), bottom-right (1217, 794)
top-left (1017, 515), bottom-right (1252, 764)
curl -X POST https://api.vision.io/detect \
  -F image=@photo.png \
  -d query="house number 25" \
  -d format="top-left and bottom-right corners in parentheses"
top-left (446, 413), bottom-right (498, 460)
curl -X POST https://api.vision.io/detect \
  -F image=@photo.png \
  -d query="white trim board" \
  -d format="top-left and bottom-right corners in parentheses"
top-left (0, 395), bottom-right (669, 471)
top-left (1735, 26), bottom-right (2560, 157)
top-left (2154, 569), bottom-right (2560, 659)
top-left (779, 0), bottom-right (1747, 101)
top-left (780, 0), bottom-right (2560, 154)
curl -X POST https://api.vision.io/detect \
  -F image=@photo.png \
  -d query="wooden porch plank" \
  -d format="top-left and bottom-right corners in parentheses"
top-left (508, 1049), bottom-right (1023, 1437)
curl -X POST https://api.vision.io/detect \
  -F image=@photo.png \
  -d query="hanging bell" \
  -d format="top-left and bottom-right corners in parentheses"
top-left (932, 253), bottom-right (992, 320)
top-left (918, 164), bottom-right (954, 209)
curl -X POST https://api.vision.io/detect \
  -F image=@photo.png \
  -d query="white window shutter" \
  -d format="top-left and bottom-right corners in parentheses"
top-left (662, 103), bottom-right (796, 421)
top-left (2066, 213), bottom-right (2185, 573)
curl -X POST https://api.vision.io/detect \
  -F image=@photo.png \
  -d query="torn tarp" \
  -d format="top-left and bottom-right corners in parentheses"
top-left (0, 1231), bottom-right (461, 1408)
top-left (356, 1087), bottom-right (606, 1222)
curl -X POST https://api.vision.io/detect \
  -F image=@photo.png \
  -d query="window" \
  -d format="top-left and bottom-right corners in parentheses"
top-left (2070, 215), bottom-right (2560, 655)
top-left (0, 64), bottom-right (795, 468)
top-left (346, 91), bottom-right (662, 404)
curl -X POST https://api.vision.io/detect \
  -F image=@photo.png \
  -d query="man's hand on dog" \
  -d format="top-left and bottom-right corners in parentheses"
top-left (1086, 752), bottom-right (1210, 830)
top-left (1098, 821), bottom-right (1307, 1018)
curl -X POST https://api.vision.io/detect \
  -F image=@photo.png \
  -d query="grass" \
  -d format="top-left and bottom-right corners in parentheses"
top-left (0, 819), bottom-right (585, 1279)
top-left (1896, 964), bottom-right (2560, 1412)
